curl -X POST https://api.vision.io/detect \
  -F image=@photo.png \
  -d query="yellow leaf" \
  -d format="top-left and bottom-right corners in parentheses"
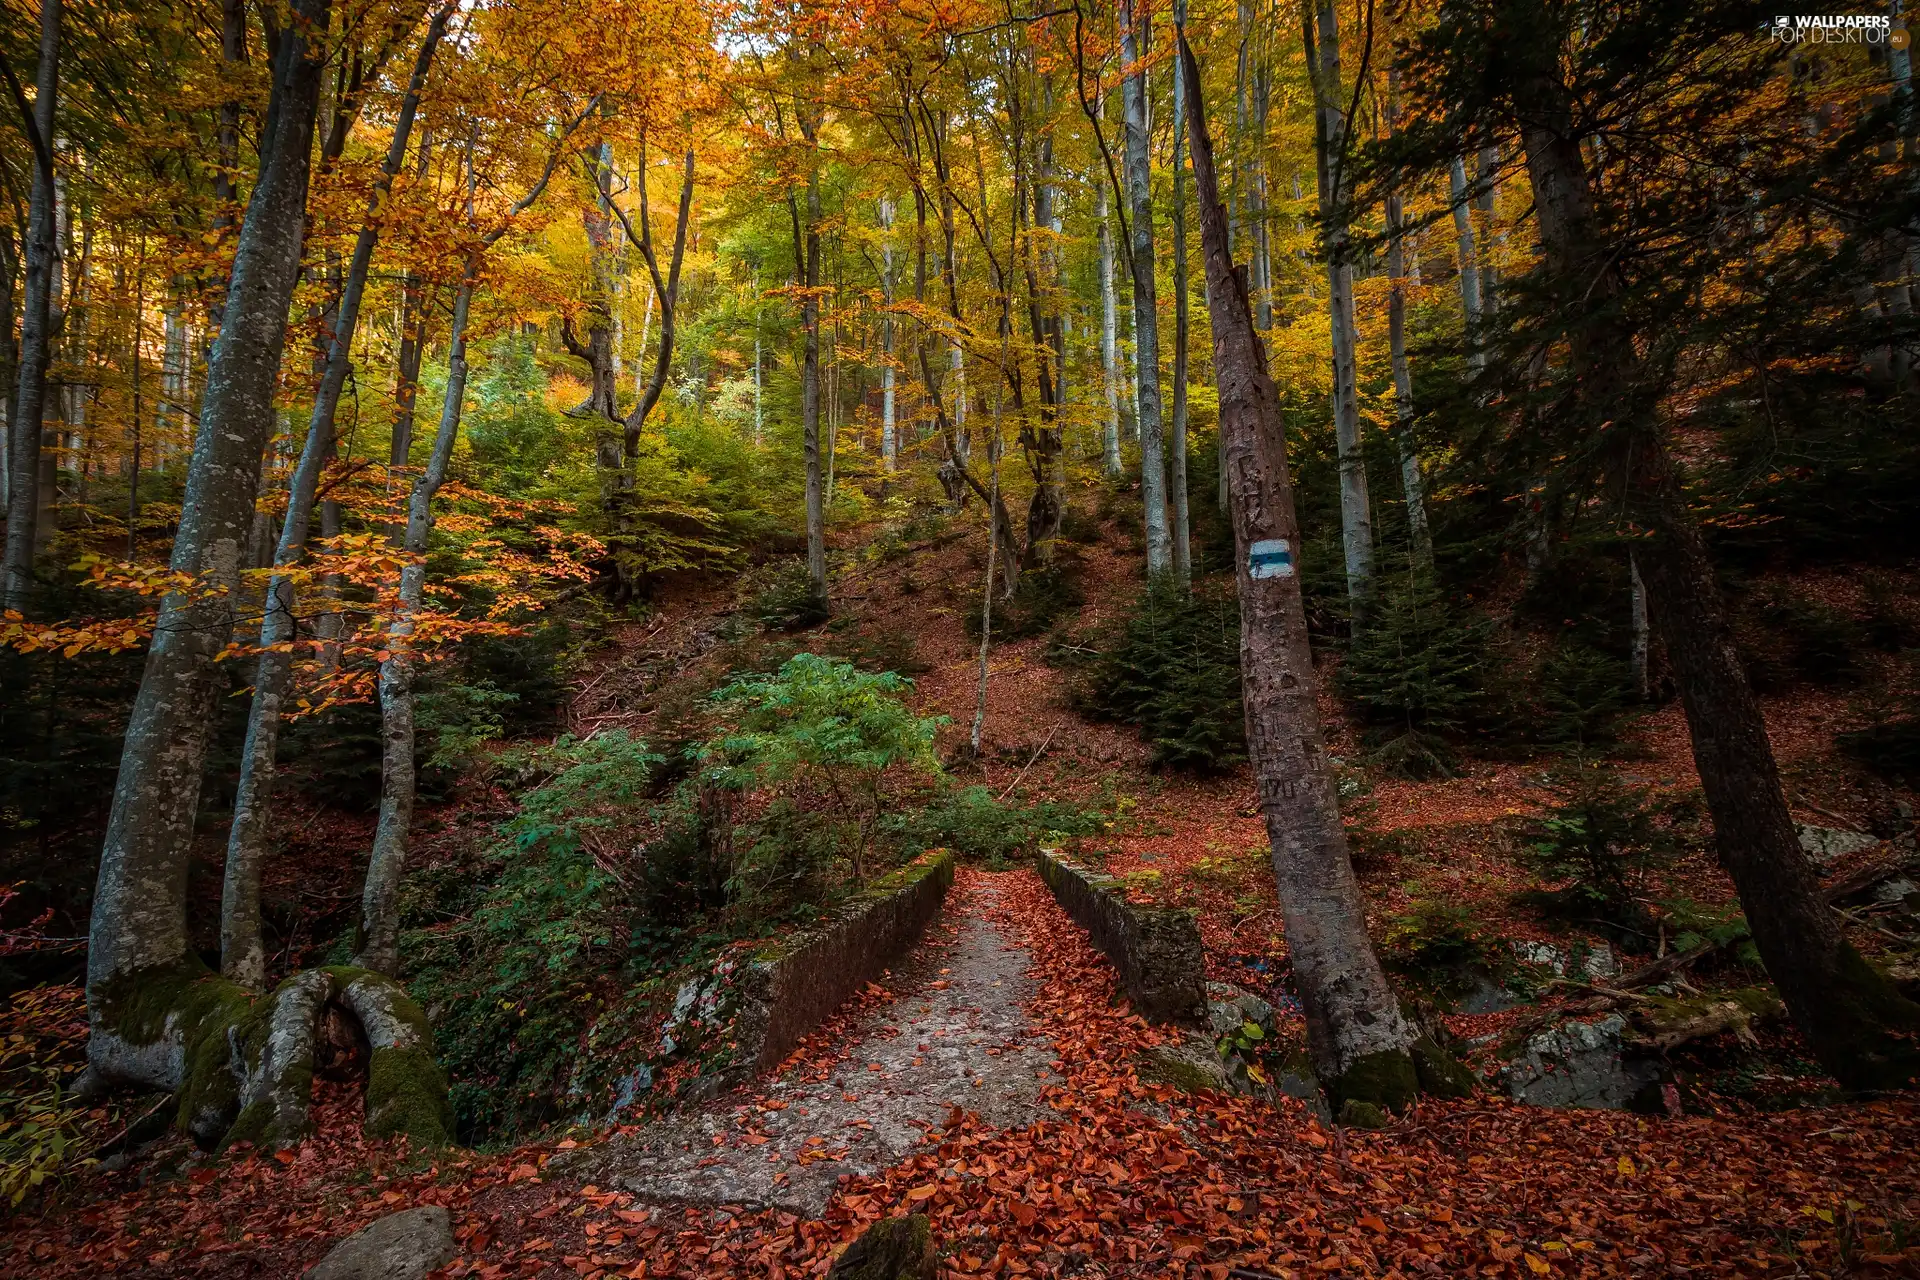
top-left (1617, 1155), bottom-right (1635, 1176)
top-left (1524, 1253), bottom-right (1551, 1274)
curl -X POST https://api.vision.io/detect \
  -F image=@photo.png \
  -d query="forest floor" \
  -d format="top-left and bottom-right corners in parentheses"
top-left (8, 515), bottom-right (1920, 1276)
top-left (9, 864), bottom-right (1920, 1278)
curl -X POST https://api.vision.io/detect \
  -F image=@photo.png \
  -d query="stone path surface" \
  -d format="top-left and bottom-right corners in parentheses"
top-left (582, 876), bottom-right (1057, 1217)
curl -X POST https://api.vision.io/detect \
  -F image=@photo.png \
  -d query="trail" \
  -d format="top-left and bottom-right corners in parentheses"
top-left (583, 871), bottom-right (1058, 1216)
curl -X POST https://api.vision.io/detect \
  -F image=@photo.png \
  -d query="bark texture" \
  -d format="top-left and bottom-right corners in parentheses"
top-left (1120, 0), bottom-right (1171, 575)
top-left (1512, 37), bottom-right (1920, 1090)
top-left (88, 0), bottom-right (330, 1031)
top-left (2, 0), bottom-right (60, 612)
top-left (223, 8), bottom-right (446, 989)
top-left (1180, 31), bottom-right (1420, 1110)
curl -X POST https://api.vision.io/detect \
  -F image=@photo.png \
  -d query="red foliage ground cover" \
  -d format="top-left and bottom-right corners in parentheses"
top-left (12, 867), bottom-right (1916, 1279)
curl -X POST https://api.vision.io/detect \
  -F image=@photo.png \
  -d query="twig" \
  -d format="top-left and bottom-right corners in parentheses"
top-left (998, 726), bottom-right (1058, 801)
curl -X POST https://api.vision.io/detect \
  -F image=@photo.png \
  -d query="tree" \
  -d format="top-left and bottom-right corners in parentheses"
top-left (1118, 0), bottom-right (1171, 575)
top-left (1179, 27), bottom-right (1465, 1117)
top-left (2, 0), bottom-right (61, 612)
top-left (1305, 0), bottom-right (1374, 613)
top-left (223, 3), bottom-right (450, 990)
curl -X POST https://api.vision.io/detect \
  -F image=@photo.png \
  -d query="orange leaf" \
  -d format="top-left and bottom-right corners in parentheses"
top-left (906, 1184), bottom-right (939, 1202)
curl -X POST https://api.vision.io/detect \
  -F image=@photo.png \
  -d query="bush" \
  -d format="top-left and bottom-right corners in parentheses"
top-left (1740, 585), bottom-right (1861, 691)
top-left (705, 654), bottom-right (945, 879)
top-left (1380, 901), bottom-right (1498, 1000)
top-left (965, 558), bottom-right (1086, 641)
top-left (879, 785), bottom-right (1105, 866)
top-left (1518, 762), bottom-right (1689, 942)
top-left (404, 732), bottom-right (660, 1142)
top-left (1073, 576), bottom-right (1245, 773)
top-left (1338, 573), bottom-right (1489, 778)
top-left (1536, 642), bottom-right (1635, 749)
top-left (749, 562), bottom-right (829, 631)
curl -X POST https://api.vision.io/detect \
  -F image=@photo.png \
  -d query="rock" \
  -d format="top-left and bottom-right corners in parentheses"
top-left (1797, 823), bottom-right (1880, 866)
top-left (1338, 1099), bottom-right (1389, 1129)
top-left (1206, 982), bottom-right (1275, 1039)
top-left (1501, 1014), bottom-right (1661, 1110)
top-left (307, 1207), bottom-right (454, 1280)
top-left (828, 1215), bottom-right (936, 1280)
top-left (1135, 1035), bottom-right (1232, 1094)
top-left (1511, 940), bottom-right (1617, 981)
top-left (1457, 972), bottom-right (1523, 1014)
top-left (607, 1063), bottom-right (653, 1120)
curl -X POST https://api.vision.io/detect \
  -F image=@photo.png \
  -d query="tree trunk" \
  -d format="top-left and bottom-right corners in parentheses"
top-left (1447, 155), bottom-right (1485, 372)
top-left (1180, 31), bottom-right (1437, 1115)
top-left (1384, 69), bottom-right (1432, 572)
top-left (2, 0), bottom-right (60, 613)
top-left (222, 11), bottom-right (445, 989)
top-left (1120, 0), bottom-right (1171, 575)
top-left (1514, 49), bottom-right (1920, 1091)
top-left (1098, 181), bottom-right (1122, 476)
top-left (87, 0), bottom-right (330, 1085)
top-left (880, 198), bottom-right (896, 472)
top-left (1309, 0), bottom-right (1373, 613)
top-left (357, 271), bottom-right (474, 976)
top-left (801, 171), bottom-right (827, 607)
top-left (389, 132), bottom-right (437, 469)
top-left (1170, 13), bottom-right (1193, 587)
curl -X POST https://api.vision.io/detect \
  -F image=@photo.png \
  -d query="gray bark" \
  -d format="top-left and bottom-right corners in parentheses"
top-left (88, 0), bottom-right (330, 1019)
top-left (356, 274), bottom-right (472, 975)
top-left (801, 168), bottom-right (827, 605)
top-left (1180, 31), bottom-right (1418, 1101)
top-left (1630, 552), bottom-right (1649, 700)
top-left (1120, 0), bottom-right (1171, 574)
top-left (3, 0), bottom-right (60, 612)
top-left (1385, 72), bottom-right (1432, 572)
top-left (1170, 10), bottom-right (1193, 587)
top-left (1098, 181), bottom-right (1122, 475)
top-left (1447, 155), bottom-right (1485, 372)
top-left (223, 11), bottom-right (445, 989)
top-left (1311, 0), bottom-right (1373, 609)
top-left (880, 198), bottom-right (896, 472)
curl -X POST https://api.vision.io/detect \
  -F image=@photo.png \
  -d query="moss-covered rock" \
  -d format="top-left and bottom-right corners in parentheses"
top-left (1135, 1039), bottom-right (1231, 1093)
top-left (1326, 1048), bottom-right (1419, 1113)
top-left (1337, 1099), bottom-right (1389, 1129)
top-left (828, 1214), bottom-right (935, 1280)
top-left (1411, 1036), bottom-right (1477, 1099)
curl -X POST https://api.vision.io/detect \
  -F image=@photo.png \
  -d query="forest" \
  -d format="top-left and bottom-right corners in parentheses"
top-left (2, 0), bottom-right (1920, 1274)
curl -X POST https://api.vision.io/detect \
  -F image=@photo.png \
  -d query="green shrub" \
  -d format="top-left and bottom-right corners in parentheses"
top-left (1838, 716), bottom-right (1920, 778)
top-left (404, 732), bottom-right (660, 1142)
top-left (1338, 573), bottom-right (1489, 779)
top-left (965, 558), bottom-right (1086, 641)
top-left (1659, 897), bottom-right (1763, 972)
top-left (1518, 762), bottom-right (1689, 941)
top-left (1741, 585), bottom-right (1861, 690)
top-left (1380, 901), bottom-right (1498, 999)
top-left (879, 785), bottom-right (1105, 866)
top-left (750, 562), bottom-right (829, 631)
top-left (1536, 642), bottom-right (1635, 749)
top-left (704, 654), bottom-right (945, 879)
top-left (1073, 576), bottom-right (1245, 773)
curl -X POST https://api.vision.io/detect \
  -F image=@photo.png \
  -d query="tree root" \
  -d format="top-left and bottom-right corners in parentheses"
top-left (88, 962), bottom-right (451, 1152)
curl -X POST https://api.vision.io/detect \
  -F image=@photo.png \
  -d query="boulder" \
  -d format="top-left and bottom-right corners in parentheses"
top-left (828, 1215), bottom-right (936, 1280)
top-left (1796, 823), bottom-right (1880, 866)
top-left (1501, 1014), bottom-right (1661, 1110)
top-left (1135, 1035), bottom-right (1233, 1094)
top-left (307, 1206), bottom-right (454, 1280)
top-left (1206, 982), bottom-right (1276, 1039)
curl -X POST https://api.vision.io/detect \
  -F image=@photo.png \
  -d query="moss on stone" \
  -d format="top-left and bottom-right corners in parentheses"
top-left (1134, 1045), bottom-right (1228, 1094)
top-left (367, 1044), bottom-right (453, 1147)
top-left (1337, 1099), bottom-right (1389, 1129)
top-left (1327, 1048), bottom-right (1419, 1113)
top-left (1410, 1036), bottom-right (1477, 1099)
top-left (828, 1214), bottom-right (935, 1280)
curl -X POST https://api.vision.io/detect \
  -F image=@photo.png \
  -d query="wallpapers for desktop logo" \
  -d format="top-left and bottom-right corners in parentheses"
top-left (1771, 13), bottom-right (1908, 47)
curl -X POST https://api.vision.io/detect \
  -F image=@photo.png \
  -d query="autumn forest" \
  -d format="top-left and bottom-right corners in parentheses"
top-left (3, 0), bottom-right (1920, 1274)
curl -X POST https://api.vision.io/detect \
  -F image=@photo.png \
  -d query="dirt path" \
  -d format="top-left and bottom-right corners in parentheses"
top-left (582, 872), bottom-right (1058, 1217)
